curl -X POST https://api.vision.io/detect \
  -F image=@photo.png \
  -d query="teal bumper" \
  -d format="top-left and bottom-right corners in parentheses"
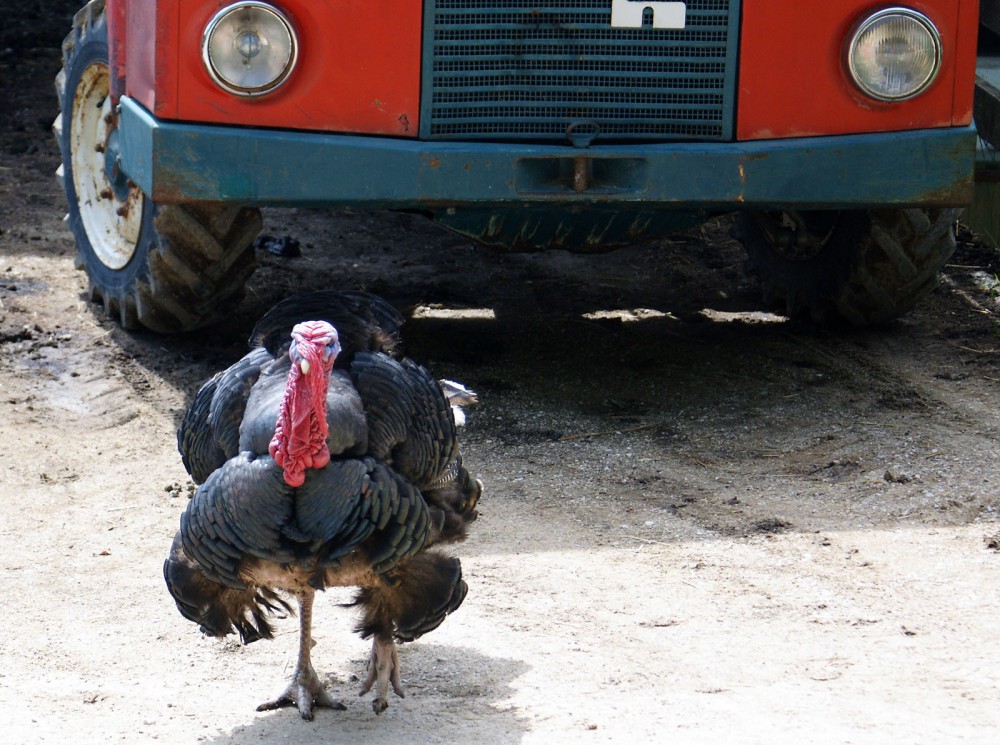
top-left (116, 96), bottom-right (975, 210)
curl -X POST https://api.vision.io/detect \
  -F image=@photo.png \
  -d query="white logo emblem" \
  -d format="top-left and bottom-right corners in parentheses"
top-left (611, 0), bottom-right (687, 29)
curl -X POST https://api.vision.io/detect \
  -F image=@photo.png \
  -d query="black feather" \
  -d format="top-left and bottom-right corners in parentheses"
top-left (249, 290), bottom-right (404, 361)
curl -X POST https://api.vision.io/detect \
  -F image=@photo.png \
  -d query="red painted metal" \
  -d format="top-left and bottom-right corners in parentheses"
top-left (107, 0), bottom-right (128, 102)
top-left (122, 0), bottom-right (171, 114)
top-left (120, 1), bottom-right (978, 143)
top-left (737, 0), bottom-right (979, 140)
top-left (122, 0), bottom-right (421, 137)
top-left (952, 0), bottom-right (980, 124)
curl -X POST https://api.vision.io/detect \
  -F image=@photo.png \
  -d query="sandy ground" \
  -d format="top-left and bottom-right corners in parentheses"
top-left (2, 5), bottom-right (1000, 744)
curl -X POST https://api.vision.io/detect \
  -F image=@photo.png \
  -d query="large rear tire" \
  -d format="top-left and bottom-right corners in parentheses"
top-left (733, 208), bottom-right (959, 326)
top-left (55, 0), bottom-right (261, 332)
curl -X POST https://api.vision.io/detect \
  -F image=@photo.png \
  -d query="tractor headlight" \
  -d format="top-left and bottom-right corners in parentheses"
top-left (846, 7), bottom-right (942, 102)
top-left (202, 2), bottom-right (298, 97)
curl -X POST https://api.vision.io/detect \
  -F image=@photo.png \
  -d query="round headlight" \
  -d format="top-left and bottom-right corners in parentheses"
top-left (203, 2), bottom-right (298, 97)
top-left (847, 8), bottom-right (942, 102)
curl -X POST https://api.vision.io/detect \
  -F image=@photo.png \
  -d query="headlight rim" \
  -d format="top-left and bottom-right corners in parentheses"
top-left (846, 6), bottom-right (943, 103)
top-left (202, 1), bottom-right (299, 98)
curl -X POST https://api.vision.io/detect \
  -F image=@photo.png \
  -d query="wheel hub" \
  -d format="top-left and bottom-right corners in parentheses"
top-left (70, 62), bottom-right (144, 271)
top-left (756, 210), bottom-right (839, 262)
top-left (103, 128), bottom-right (132, 203)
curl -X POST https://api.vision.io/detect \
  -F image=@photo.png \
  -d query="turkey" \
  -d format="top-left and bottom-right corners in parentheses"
top-left (164, 290), bottom-right (481, 718)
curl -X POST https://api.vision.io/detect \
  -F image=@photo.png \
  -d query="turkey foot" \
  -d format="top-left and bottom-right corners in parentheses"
top-left (359, 636), bottom-right (404, 714)
top-left (256, 590), bottom-right (345, 720)
top-left (256, 663), bottom-right (346, 720)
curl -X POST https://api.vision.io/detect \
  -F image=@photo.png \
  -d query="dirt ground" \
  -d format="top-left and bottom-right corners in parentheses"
top-left (2, 5), bottom-right (1000, 744)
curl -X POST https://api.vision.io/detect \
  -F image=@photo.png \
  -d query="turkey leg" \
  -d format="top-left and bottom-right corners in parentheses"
top-left (256, 590), bottom-right (346, 720)
top-left (359, 634), bottom-right (405, 714)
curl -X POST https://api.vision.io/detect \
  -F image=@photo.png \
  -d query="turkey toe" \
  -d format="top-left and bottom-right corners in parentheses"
top-left (257, 671), bottom-right (346, 721)
top-left (360, 636), bottom-right (404, 714)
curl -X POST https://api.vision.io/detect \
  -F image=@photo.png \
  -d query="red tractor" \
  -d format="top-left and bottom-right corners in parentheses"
top-left (57, 1), bottom-right (980, 331)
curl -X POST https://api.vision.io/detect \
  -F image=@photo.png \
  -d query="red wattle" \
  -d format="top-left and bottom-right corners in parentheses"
top-left (268, 321), bottom-right (337, 487)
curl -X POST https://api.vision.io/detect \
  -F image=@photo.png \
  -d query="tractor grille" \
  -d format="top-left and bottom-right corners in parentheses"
top-left (421, 0), bottom-right (741, 142)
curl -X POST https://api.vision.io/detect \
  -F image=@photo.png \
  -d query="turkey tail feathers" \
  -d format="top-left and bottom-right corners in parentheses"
top-left (249, 290), bottom-right (405, 361)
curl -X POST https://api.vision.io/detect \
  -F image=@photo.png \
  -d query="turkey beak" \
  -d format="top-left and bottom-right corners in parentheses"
top-left (299, 359), bottom-right (311, 375)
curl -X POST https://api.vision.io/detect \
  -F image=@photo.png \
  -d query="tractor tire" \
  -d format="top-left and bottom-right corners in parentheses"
top-left (55, 0), bottom-right (261, 332)
top-left (733, 208), bottom-right (959, 326)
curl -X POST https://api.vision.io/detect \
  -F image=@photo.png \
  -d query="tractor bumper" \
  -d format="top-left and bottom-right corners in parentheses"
top-left (115, 96), bottom-right (976, 210)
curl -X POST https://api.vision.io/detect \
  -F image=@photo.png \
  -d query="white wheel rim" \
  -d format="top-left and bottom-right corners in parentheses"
top-left (70, 62), bottom-right (144, 271)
